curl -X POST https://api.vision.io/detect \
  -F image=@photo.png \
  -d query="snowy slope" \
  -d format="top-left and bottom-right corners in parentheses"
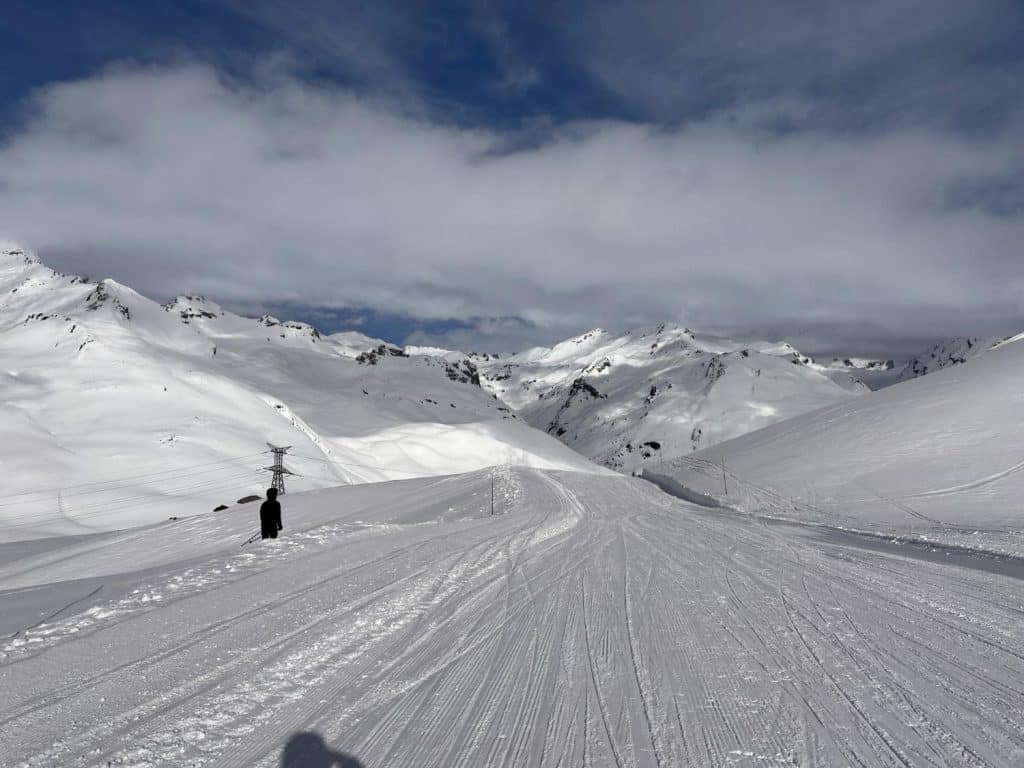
top-left (896, 335), bottom-right (1000, 381)
top-left (0, 244), bottom-right (598, 539)
top-left (470, 325), bottom-right (867, 472)
top-left (660, 334), bottom-right (1024, 555)
top-left (3, 467), bottom-right (1023, 766)
top-left (823, 356), bottom-right (900, 389)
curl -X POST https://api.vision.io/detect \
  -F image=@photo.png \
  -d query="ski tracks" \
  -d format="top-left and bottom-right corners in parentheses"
top-left (4, 469), bottom-right (1024, 766)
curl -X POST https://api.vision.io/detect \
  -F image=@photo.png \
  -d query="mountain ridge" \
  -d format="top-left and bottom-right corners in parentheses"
top-left (0, 244), bottom-right (599, 539)
top-left (451, 323), bottom-right (872, 472)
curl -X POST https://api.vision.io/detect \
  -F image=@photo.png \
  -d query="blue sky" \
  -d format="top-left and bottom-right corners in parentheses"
top-left (2, 1), bottom-right (1023, 356)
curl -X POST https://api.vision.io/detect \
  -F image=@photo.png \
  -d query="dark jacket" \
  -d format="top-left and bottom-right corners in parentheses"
top-left (259, 499), bottom-right (282, 535)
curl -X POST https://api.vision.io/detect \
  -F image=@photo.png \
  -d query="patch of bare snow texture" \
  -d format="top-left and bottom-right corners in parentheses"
top-left (3, 468), bottom-right (1024, 766)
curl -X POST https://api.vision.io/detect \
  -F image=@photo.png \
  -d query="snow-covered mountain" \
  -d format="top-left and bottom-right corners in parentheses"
top-left (467, 325), bottom-right (868, 472)
top-left (896, 335), bottom-right (1002, 381)
top-left (827, 357), bottom-right (894, 371)
top-left (0, 244), bottom-right (598, 538)
top-left (822, 356), bottom-right (899, 389)
top-left (658, 331), bottom-right (1024, 555)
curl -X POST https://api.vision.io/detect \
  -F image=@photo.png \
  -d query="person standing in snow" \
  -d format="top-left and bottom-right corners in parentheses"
top-left (260, 488), bottom-right (283, 539)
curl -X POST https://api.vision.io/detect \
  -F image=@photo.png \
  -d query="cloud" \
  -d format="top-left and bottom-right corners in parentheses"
top-left (405, 317), bottom-right (546, 356)
top-left (215, 0), bottom-right (418, 99)
top-left (471, 1), bottom-right (542, 94)
top-left (555, 0), bottom-right (1024, 130)
top-left (1, 60), bottom-right (1022, 356)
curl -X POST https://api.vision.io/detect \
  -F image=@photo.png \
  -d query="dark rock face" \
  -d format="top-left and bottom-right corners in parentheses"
top-left (902, 338), bottom-right (979, 379)
top-left (444, 359), bottom-right (480, 386)
top-left (488, 363), bottom-right (517, 382)
top-left (567, 377), bottom-right (604, 401)
top-left (85, 284), bottom-right (131, 320)
top-left (179, 308), bottom-right (217, 322)
top-left (546, 377), bottom-right (606, 437)
top-left (356, 344), bottom-right (409, 365)
top-left (704, 357), bottom-right (726, 382)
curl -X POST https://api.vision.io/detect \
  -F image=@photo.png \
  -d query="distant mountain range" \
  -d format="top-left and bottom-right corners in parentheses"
top-left (5, 241), bottom-right (1014, 536)
top-left (420, 324), bottom-right (1021, 474)
top-left (459, 325), bottom-right (872, 472)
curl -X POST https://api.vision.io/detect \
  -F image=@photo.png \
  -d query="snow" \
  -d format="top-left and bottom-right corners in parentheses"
top-left (660, 333), bottom-right (1024, 556)
top-left (469, 324), bottom-right (868, 472)
top-left (323, 330), bottom-right (386, 358)
top-left (3, 467), bottom-right (1023, 766)
top-left (892, 332), bottom-right (1024, 383)
top-left (404, 344), bottom-right (468, 361)
top-left (4, 242), bottom-right (1024, 765)
top-left (896, 336), bottom-right (995, 381)
top-left (822, 356), bottom-right (901, 390)
top-left (0, 245), bottom-right (597, 540)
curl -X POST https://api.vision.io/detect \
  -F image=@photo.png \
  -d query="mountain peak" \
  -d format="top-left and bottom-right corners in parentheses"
top-left (0, 243), bottom-right (42, 271)
top-left (163, 294), bottom-right (226, 321)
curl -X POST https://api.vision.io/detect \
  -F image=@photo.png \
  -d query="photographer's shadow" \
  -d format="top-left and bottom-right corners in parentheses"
top-left (281, 732), bottom-right (364, 768)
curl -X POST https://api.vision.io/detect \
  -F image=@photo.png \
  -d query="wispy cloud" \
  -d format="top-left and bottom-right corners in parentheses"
top-left (554, 0), bottom-right (1024, 130)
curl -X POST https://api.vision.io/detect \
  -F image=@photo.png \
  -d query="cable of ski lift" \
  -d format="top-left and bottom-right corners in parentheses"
top-left (0, 451), bottom-right (271, 500)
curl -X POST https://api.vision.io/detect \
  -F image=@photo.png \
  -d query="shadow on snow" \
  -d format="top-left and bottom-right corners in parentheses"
top-left (281, 732), bottom-right (364, 768)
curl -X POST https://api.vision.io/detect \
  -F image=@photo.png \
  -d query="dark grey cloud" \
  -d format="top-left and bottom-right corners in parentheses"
top-left (1, 61), bottom-right (1022, 356)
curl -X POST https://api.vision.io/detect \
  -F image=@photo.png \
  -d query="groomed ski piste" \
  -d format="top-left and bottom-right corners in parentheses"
top-left (4, 463), bottom-right (1024, 766)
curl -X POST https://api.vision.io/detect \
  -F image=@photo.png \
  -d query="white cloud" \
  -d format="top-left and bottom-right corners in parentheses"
top-left (1, 61), bottom-right (1022, 353)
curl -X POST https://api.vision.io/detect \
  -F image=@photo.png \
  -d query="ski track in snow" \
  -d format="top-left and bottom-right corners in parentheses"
top-left (3, 468), bottom-right (1024, 766)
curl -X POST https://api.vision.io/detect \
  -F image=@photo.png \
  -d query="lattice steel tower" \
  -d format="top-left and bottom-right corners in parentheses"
top-left (264, 444), bottom-right (294, 495)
